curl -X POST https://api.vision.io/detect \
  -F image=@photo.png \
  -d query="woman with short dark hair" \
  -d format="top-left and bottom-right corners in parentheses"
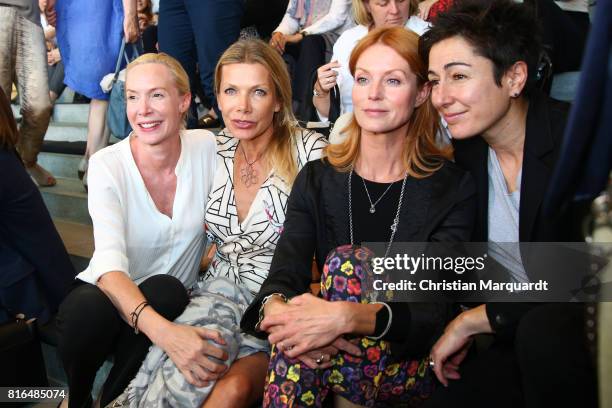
top-left (420, 1), bottom-right (595, 406)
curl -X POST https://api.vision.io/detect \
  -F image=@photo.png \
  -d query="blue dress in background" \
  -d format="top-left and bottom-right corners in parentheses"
top-left (55, 0), bottom-right (124, 100)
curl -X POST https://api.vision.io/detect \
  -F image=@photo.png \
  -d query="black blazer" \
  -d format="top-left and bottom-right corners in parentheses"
top-left (0, 149), bottom-right (76, 323)
top-left (242, 158), bottom-right (476, 358)
top-left (452, 90), bottom-right (587, 339)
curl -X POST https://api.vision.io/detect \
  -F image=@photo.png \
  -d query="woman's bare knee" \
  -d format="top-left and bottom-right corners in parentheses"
top-left (202, 353), bottom-right (268, 408)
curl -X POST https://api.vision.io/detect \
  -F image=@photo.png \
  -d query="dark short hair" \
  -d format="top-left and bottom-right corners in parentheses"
top-left (419, 0), bottom-right (543, 93)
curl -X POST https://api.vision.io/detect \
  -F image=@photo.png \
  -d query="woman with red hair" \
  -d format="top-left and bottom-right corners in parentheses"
top-left (242, 26), bottom-right (475, 407)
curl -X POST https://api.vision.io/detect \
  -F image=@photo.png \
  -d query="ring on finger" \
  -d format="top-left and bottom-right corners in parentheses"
top-left (315, 354), bottom-right (325, 364)
top-left (428, 355), bottom-right (435, 368)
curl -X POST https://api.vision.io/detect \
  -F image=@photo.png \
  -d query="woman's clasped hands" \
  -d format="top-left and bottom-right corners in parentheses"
top-left (259, 293), bottom-right (362, 369)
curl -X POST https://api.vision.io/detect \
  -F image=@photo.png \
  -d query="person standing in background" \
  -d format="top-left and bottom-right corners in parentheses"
top-left (45, 0), bottom-right (138, 189)
top-left (0, 0), bottom-right (56, 186)
top-left (39, 0), bottom-right (66, 104)
top-left (157, 0), bottom-right (244, 129)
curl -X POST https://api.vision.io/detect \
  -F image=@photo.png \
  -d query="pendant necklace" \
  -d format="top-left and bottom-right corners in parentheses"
top-left (239, 143), bottom-right (262, 188)
top-left (348, 169), bottom-right (408, 259)
top-left (360, 175), bottom-right (396, 214)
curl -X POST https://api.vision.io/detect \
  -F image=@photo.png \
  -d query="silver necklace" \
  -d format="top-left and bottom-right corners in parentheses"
top-left (360, 175), bottom-right (396, 214)
top-left (349, 169), bottom-right (407, 258)
top-left (239, 143), bottom-right (262, 188)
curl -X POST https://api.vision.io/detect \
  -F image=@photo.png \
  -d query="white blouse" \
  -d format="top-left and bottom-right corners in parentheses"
top-left (203, 128), bottom-right (328, 295)
top-left (77, 130), bottom-right (217, 288)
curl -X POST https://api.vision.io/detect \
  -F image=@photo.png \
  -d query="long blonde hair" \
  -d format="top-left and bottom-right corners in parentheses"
top-left (325, 27), bottom-right (452, 178)
top-left (215, 39), bottom-right (300, 186)
top-left (352, 0), bottom-right (419, 27)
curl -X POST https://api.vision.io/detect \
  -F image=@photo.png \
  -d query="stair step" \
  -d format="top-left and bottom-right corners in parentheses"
top-left (11, 101), bottom-right (87, 124)
top-left (40, 177), bottom-right (90, 225)
top-left (45, 122), bottom-right (88, 142)
top-left (52, 103), bottom-right (90, 124)
top-left (54, 218), bottom-right (94, 259)
top-left (38, 151), bottom-right (83, 179)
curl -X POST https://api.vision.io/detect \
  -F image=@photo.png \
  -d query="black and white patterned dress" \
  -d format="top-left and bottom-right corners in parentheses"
top-left (204, 127), bottom-right (328, 295)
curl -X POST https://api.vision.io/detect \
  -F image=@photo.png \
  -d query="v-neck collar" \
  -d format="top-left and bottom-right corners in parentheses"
top-left (124, 132), bottom-right (185, 221)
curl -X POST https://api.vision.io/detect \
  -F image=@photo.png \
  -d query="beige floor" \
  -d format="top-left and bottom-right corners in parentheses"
top-left (53, 219), bottom-right (94, 259)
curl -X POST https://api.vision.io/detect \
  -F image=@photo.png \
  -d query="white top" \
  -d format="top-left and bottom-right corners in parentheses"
top-left (275, 0), bottom-right (354, 36)
top-left (78, 130), bottom-right (217, 288)
top-left (554, 0), bottom-right (589, 13)
top-left (320, 16), bottom-right (430, 121)
top-left (203, 128), bottom-right (328, 295)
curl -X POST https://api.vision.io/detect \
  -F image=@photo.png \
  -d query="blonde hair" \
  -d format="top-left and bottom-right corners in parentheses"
top-left (126, 53), bottom-right (191, 124)
top-left (324, 26), bottom-right (452, 178)
top-left (352, 0), bottom-right (419, 26)
top-left (215, 39), bottom-right (300, 186)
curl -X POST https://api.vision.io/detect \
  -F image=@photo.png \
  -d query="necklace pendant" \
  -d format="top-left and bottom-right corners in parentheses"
top-left (369, 205), bottom-right (376, 214)
top-left (390, 218), bottom-right (399, 232)
top-left (240, 165), bottom-right (258, 188)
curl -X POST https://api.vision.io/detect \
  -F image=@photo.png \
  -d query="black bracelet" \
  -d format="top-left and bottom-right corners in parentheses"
top-left (130, 301), bottom-right (150, 334)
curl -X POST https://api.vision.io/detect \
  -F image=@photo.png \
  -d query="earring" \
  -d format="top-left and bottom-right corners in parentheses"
top-left (512, 92), bottom-right (519, 98)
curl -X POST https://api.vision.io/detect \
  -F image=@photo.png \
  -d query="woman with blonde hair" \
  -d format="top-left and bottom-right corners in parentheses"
top-left (112, 39), bottom-right (328, 408)
top-left (312, 0), bottom-right (429, 122)
top-left (56, 52), bottom-right (220, 408)
top-left (241, 26), bottom-right (475, 407)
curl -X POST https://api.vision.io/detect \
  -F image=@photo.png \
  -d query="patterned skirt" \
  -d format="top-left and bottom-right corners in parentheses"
top-left (263, 245), bottom-right (436, 407)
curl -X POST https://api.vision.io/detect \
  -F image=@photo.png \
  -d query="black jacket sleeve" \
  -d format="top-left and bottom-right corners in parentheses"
top-left (241, 163), bottom-right (318, 336)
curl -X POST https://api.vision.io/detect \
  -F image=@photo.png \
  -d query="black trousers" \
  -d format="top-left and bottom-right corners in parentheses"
top-left (423, 303), bottom-right (597, 408)
top-left (241, 0), bottom-right (289, 39)
top-left (56, 275), bottom-right (189, 408)
top-left (158, 0), bottom-right (244, 127)
top-left (284, 35), bottom-right (328, 122)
